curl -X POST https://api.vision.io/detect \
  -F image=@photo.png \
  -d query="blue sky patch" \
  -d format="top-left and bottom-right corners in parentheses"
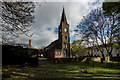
top-left (54, 28), bottom-right (58, 34)
top-left (47, 28), bottom-right (52, 31)
top-left (70, 36), bottom-right (77, 43)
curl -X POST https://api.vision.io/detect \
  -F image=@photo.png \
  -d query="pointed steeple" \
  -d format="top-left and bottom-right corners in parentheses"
top-left (61, 7), bottom-right (67, 23)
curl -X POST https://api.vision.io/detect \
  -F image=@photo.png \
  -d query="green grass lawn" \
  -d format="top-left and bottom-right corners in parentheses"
top-left (2, 58), bottom-right (120, 80)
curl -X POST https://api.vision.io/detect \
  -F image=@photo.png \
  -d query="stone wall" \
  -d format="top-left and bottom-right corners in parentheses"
top-left (46, 50), bottom-right (55, 59)
top-left (2, 45), bottom-right (38, 66)
top-left (47, 58), bottom-right (85, 63)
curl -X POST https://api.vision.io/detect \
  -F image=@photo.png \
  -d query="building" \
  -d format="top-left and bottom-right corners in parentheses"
top-left (45, 8), bottom-right (70, 58)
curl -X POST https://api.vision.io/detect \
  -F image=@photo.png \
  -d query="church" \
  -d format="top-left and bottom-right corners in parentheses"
top-left (45, 8), bottom-right (71, 58)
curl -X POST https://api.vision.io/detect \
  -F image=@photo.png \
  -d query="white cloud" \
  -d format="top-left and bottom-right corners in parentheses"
top-left (4, 0), bottom-right (102, 2)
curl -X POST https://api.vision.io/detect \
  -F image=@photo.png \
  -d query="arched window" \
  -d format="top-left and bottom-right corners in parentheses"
top-left (64, 43), bottom-right (67, 48)
top-left (65, 36), bottom-right (67, 40)
top-left (60, 29), bottom-right (61, 32)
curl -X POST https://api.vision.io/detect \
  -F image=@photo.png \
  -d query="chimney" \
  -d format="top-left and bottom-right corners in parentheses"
top-left (29, 39), bottom-right (31, 48)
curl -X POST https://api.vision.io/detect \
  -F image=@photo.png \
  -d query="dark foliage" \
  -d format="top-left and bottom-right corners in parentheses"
top-left (103, 1), bottom-right (120, 15)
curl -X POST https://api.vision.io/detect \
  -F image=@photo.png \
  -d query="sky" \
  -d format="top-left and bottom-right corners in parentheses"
top-left (15, 0), bottom-right (103, 48)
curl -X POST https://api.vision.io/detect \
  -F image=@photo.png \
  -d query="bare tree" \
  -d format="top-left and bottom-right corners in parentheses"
top-left (103, 1), bottom-right (120, 42)
top-left (0, 2), bottom-right (35, 43)
top-left (75, 8), bottom-right (120, 62)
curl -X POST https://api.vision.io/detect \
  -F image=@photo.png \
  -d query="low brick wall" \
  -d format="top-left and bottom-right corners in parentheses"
top-left (47, 57), bottom-right (103, 63)
top-left (2, 45), bottom-right (38, 66)
top-left (47, 56), bottom-right (120, 63)
top-left (47, 57), bottom-right (86, 63)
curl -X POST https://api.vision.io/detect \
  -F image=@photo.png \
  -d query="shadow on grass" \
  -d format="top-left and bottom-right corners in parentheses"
top-left (38, 59), bottom-right (120, 79)
top-left (29, 78), bottom-right (120, 80)
top-left (2, 59), bottom-right (120, 80)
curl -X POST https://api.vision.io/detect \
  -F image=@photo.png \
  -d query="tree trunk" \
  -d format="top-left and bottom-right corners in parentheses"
top-left (105, 51), bottom-right (112, 62)
top-left (101, 52), bottom-right (104, 63)
top-left (106, 55), bottom-right (110, 62)
top-left (101, 57), bottom-right (104, 63)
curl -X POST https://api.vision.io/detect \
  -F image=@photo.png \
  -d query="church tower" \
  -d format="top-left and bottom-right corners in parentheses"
top-left (58, 7), bottom-right (70, 58)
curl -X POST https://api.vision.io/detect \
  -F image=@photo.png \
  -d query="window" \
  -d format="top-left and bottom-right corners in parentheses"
top-left (59, 52), bottom-right (61, 55)
top-left (60, 29), bottom-right (61, 32)
top-left (56, 51), bottom-right (61, 56)
top-left (64, 43), bottom-right (67, 48)
top-left (65, 36), bottom-right (67, 40)
top-left (65, 44), bottom-right (67, 48)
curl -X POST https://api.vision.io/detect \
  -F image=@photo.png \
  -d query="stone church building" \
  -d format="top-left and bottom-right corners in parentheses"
top-left (45, 8), bottom-right (71, 58)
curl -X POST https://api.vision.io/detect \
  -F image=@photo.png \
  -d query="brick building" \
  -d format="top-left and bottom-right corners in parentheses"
top-left (45, 8), bottom-right (70, 58)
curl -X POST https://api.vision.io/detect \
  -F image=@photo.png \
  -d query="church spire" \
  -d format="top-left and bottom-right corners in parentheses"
top-left (61, 7), bottom-right (67, 23)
